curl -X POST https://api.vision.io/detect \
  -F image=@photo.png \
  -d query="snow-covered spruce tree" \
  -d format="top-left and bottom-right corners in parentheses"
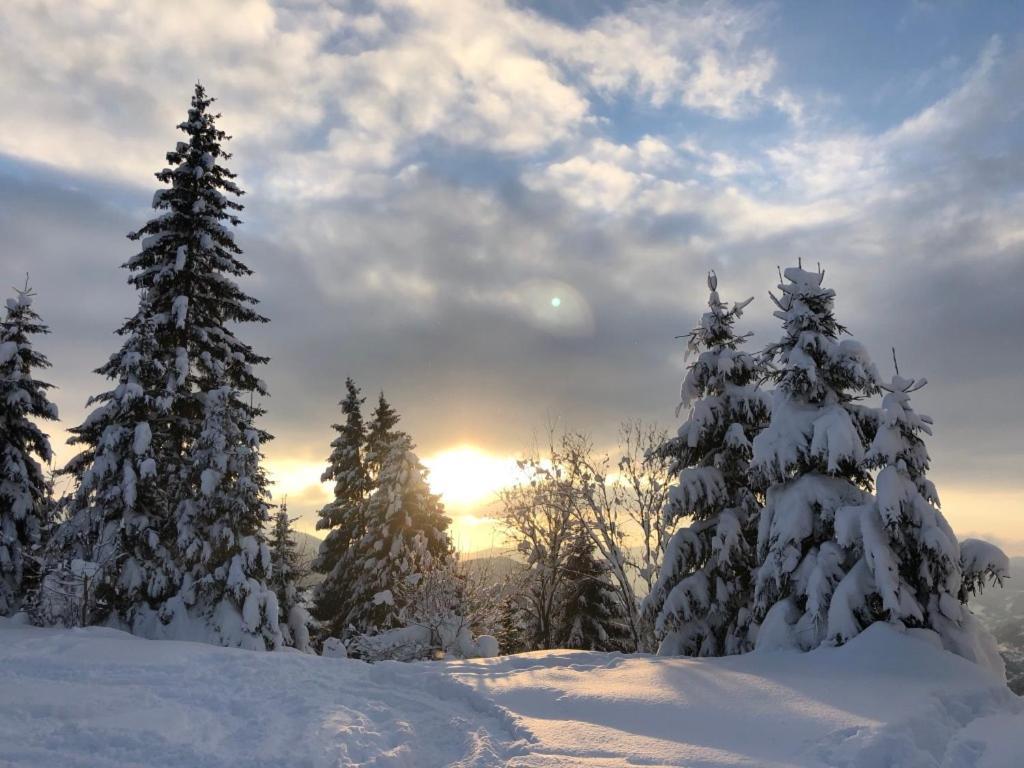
top-left (750, 265), bottom-right (879, 651)
top-left (832, 368), bottom-right (1005, 672)
top-left (268, 500), bottom-right (312, 652)
top-left (172, 386), bottom-right (280, 650)
top-left (61, 83), bottom-right (275, 646)
top-left (344, 432), bottom-right (453, 640)
top-left (643, 273), bottom-right (770, 656)
top-left (58, 299), bottom-right (177, 627)
top-left (0, 283), bottom-right (58, 616)
top-left (558, 528), bottom-right (631, 651)
top-left (312, 378), bottom-right (370, 640)
top-left (126, 83), bottom-right (269, 439)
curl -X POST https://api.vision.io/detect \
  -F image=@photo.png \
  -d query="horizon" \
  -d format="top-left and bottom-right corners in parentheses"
top-left (2, 0), bottom-right (1022, 554)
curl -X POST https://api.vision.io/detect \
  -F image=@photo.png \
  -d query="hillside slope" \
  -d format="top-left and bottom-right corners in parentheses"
top-left (971, 556), bottom-right (1024, 694)
top-left (0, 619), bottom-right (1021, 767)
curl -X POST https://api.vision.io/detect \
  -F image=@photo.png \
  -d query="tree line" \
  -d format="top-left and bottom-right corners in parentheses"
top-left (0, 85), bottom-right (1011, 669)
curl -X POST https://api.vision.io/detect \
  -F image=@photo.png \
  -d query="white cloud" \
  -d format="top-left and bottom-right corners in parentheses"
top-left (766, 135), bottom-right (883, 199)
top-left (0, 0), bottom-right (793, 199)
top-left (527, 34), bottom-right (1024, 258)
top-left (524, 134), bottom-right (853, 244)
top-left (682, 49), bottom-right (775, 117)
top-left (544, 1), bottom-right (783, 118)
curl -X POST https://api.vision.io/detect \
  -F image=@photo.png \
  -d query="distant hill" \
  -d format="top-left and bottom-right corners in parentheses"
top-left (970, 556), bottom-right (1023, 694)
top-left (463, 554), bottom-right (523, 585)
top-left (292, 531), bottom-right (324, 588)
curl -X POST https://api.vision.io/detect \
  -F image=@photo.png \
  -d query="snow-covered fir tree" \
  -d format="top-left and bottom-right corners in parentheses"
top-left (172, 386), bottom-right (280, 650)
top-left (344, 432), bottom-right (453, 639)
top-left (832, 366), bottom-right (1005, 670)
top-left (643, 273), bottom-right (770, 656)
top-left (0, 283), bottom-right (58, 616)
top-left (750, 265), bottom-right (880, 651)
top-left (59, 298), bottom-right (176, 627)
top-left (312, 379), bottom-right (370, 639)
top-left (268, 499), bottom-right (312, 652)
top-left (558, 529), bottom-right (631, 651)
top-left (55, 85), bottom-right (276, 648)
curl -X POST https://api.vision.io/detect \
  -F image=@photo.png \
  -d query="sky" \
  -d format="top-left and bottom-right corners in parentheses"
top-left (1, 0), bottom-right (1022, 554)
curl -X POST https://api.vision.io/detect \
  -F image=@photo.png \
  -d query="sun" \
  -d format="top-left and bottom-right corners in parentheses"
top-left (421, 445), bottom-right (522, 511)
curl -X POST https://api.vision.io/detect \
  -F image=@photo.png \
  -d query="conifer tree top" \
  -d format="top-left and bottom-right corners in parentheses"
top-left (124, 83), bottom-right (267, 397)
top-left (0, 281), bottom-right (58, 424)
top-left (368, 393), bottom-right (400, 436)
top-left (688, 271), bottom-right (754, 353)
top-left (762, 263), bottom-right (877, 407)
top-left (318, 378), bottom-right (370, 529)
top-left (770, 265), bottom-right (846, 343)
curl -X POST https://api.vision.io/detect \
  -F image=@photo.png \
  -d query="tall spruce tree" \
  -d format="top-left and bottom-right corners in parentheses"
top-left (831, 367), bottom-right (1003, 670)
top-left (0, 283), bottom-right (58, 616)
top-left (643, 273), bottom-right (770, 656)
top-left (750, 265), bottom-right (879, 651)
top-left (345, 433), bottom-right (452, 636)
top-left (60, 298), bottom-right (176, 627)
top-left (312, 378), bottom-right (370, 639)
top-left (558, 529), bottom-right (631, 651)
top-left (58, 84), bottom-right (275, 646)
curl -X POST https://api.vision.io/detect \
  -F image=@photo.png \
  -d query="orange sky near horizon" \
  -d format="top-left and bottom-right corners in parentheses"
top-left (261, 444), bottom-right (1024, 558)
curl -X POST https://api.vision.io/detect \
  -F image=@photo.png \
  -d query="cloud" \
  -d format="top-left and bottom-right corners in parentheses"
top-left (0, 0), bottom-right (793, 200)
top-left (1, 2), bottom-right (1023, 539)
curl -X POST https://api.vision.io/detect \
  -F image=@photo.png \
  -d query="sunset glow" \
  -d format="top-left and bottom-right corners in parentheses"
top-left (262, 447), bottom-right (522, 549)
top-left (422, 445), bottom-right (522, 511)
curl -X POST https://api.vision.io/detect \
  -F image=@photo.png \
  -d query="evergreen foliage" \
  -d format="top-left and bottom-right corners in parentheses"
top-left (268, 499), bottom-right (311, 651)
top-left (832, 368), bottom-right (1002, 668)
top-left (345, 433), bottom-right (453, 636)
top-left (312, 378), bottom-right (370, 639)
top-left (643, 273), bottom-right (770, 656)
top-left (55, 84), bottom-right (275, 647)
top-left (750, 265), bottom-right (880, 651)
top-left (365, 393), bottom-right (400, 480)
top-left (494, 593), bottom-right (528, 655)
top-left (0, 283), bottom-right (58, 616)
top-left (269, 500), bottom-right (300, 606)
top-left (173, 386), bottom-right (279, 649)
top-left (60, 300), bottom-right (175, 626)
top-left (127, 82), bottom-right (268, 425)
top-left (558, 529), bottom-right (631, 651)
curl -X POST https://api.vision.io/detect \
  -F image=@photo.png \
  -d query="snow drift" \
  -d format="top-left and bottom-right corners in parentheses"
top-left (1, 618), bottom-right (1022, 767)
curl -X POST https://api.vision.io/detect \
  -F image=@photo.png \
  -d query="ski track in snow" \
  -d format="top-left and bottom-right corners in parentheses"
top-left (2, 621), bottom-right (1023, 767)
top-left (0, 623), bottom-right (528, 768)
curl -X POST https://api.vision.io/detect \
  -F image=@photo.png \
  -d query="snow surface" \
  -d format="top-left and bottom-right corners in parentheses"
top-left (1, 619), bottom-right (1021, 767)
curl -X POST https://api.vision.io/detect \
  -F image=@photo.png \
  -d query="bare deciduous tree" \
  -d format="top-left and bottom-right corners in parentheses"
top-left (500, 422), bottom-right (672, 652)
top-left (499, 448), bottom-right (578, 650)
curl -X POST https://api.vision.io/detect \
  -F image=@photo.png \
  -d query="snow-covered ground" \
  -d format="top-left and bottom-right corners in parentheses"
top-left (1, 619), bottom-right (1021, 768)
